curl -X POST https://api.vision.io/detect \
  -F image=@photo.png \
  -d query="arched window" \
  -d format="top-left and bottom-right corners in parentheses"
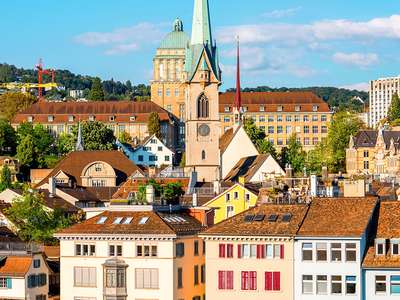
top-left (201, 150), bottom-right (206, 160)
top-left (197, 94), bottom-right (209, 118)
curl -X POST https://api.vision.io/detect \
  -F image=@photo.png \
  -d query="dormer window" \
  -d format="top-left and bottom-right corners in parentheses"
top-left (376, 239), bottom-right (386, 255)
top-left (130, 116), bottom-right (136, 122)
top-left (277, 106), bottom-right (283, 112)
top-left (27, 116), bottom-right (33, 123)
top-left (295, 105), bottom-right (301, 112)
top-left (68, 115), bottom-right (74, 122)
top-left (259, 106), bottom-right (265, 112)
top-left (89, 115), bottom-right (95, 121)
top-left (224, 106), bottom-right (230, 112)
top-left (392, 239), bottom-right (400, 255)
top-left (48, 115), bottom-right (54, 122)
top-left (243, 106), bottom-right (248, 112)
top-left (313, 105), bottom-right (319, 112)
top-left (109, 116), bottom-right (116, 122)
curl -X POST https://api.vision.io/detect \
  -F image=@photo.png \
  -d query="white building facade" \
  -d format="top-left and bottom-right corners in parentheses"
top-left (369, 76), bottom-right (400, 128)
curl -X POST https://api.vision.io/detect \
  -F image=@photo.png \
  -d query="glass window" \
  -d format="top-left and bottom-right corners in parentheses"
top-left (317, 275), bottom-right (327, 294)
top-left (266, 244), bottom-right (273, 258)
top-left (321, 115), bottom-right (327, 122)
top-left (277, 126), bottom-right (283, 134)
top-left (259, 116), bottom-right (265, 122)
top-left (331, 243), bottom-right (342, 262)
top-left (277, 115), bottom-right (283, 122)
top-left (345, 276), bottom-right (356, 295)
top-left (268, 126), bottom-right (274, 134)
top-left (331, 275), bottom-right (342, 294)
top-left (274, 244), bottom-right (281, 258)
top-left (176, 243), bottom-right (185, 257)
top-left (312, 126), bottom-right (318, 134)
top-left (242, 244), bottom-right (250, 258)
top-left (268, 115), bottom-right (274, 122)
top-left (304, 126), bottom-right (309, 134)
top-left (346, 243), bottom-right (357, 262)
top-left (316, 243), bottom-right (327, 261)
top-left (250, 245), bottom-right (257, 258)
top-left (286, 126), bottom-right (292, 134)
top-left (295, 115), bottom-right (300, 122)
top-left (302, 275), bottom-right (313, 294)
top-left (302, 243), bottom-right (313, 261)
top-left (321, 126), bottom-right (327, 133)
top-left (303, 115), bottom-right (309, 122)
top-left (259, 106), bottom-right (265, 112)
top-left (286, 115), bottom-right (292, 122)
top-left (393, 240), bottom-right (400, 255)
top-left (377, 242), bottom-right (385, 255)
top-left (135, 268), bottom-right (159, 289)
top-left (312, 115), bottom-right (318, 121)
top-left (178, 268), bottom-right (183, 288)
top-left (391, 276), bottom-right (400, 294)
top-left (375, 275), bottom-right (386, 294)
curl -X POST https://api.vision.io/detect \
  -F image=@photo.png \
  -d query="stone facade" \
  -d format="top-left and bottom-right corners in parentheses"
top-left (346, 128), bottom-right (400, 178)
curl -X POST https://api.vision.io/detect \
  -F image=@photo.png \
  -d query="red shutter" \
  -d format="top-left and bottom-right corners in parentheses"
top-left (218, 271), bottom-right (224, 289)
top-left (241, 271), bottom-right (248, 290)
top-left (238, 244), bottom-right (242, 258)
top-left (261, 245), bottom-right (266, 258)
top-left (265, 272), bottom-right (273, 291)
top-left (227, 271), bottom-right (234, 289)
top-left (219, 244), bottom-right (225, 258)
top-left (227, 244), bottom-right (233, 258)
top-left (256, 245), bottom-right (261, 259)
top-left (250, 271), bottom-right (257, 290)
top-left (273, 272), bottom-right (281, 291)
top-left (280, 244), bottom-right (284, 259)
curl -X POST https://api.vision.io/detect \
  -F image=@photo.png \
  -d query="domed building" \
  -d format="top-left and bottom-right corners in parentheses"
top-left (151, 18), bottom-right (189, 121)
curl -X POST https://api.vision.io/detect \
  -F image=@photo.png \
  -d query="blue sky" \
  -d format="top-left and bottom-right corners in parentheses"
top-left (1, 0), bottom-right (400, 91)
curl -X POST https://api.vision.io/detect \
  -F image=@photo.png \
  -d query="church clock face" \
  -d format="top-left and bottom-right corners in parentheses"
top-left (198, 124), bottom-right (210, 137)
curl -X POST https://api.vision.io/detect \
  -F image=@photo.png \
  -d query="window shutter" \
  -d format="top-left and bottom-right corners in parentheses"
top-left (273, 272), bottom-right (281, 291)
top-left (265, 272), bottom-right (273, 291)
top-left (227, 271), bottom-right (233, 289)
top-left (219, 244), bottom-right (225, 258)
top-left (218, 271), bottom-right (224, 289)
top-left (237, 245), bottom-right (242, 258)
top-left (280, 245), bottom-right (284, 259)
top-left (241, 272), bottom-right (246, 290)
top-left (261, 245), bottom-right (266, 258)
top-left (6, 278), bottom-right (11, 289)
top-left (256, 245), bottom-right (261, 259)
top-left (250, 271), bottom-right (257, 290)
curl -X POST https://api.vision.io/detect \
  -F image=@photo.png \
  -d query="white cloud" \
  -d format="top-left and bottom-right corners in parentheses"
top-left (333, 52), bottom-right (379, 68)
top-left (262, 7), bottom-right (301, 19)
top-left (74, 22), bottom-right (165, 55)
top-left (340, 82), bottom-right (369, 92)
top-left (217, 15), bottom-right (400, 45)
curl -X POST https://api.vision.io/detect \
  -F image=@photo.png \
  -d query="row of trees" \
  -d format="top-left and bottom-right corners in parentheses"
top-left (243, 111), bottom-right (364, 174)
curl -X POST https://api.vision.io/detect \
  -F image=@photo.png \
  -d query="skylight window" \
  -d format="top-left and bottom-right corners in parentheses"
top-left (123, 217), bottom-right (133, 225)
top-left (268, 214), bottom-right (278, 222)
top-left (97, 216), bottom-right (107, 224)
top-left (113, 217), bottom-right (123, 224)
top-left (282, 213), bottom-right (292, 222)
top-left (139, 217), bottom-right (149, 225)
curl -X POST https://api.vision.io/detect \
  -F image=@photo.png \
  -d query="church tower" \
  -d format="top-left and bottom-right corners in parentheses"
top-left (184, 0), bottom-right (222, 182)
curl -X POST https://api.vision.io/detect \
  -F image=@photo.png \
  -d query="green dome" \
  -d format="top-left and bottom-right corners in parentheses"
top-left (159, 18), bottom-right (189, 49)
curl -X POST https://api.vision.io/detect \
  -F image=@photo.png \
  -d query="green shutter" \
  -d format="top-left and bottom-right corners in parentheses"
top-left (6, 278), bottom-right (11, 289)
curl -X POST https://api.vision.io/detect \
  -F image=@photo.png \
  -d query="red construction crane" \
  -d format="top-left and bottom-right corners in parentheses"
top-left (35, 59), bottom-right (55, 98)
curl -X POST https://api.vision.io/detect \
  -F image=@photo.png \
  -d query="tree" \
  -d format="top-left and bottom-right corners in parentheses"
top-left (305, 142), bottom-right (327, 174)
top-left (0, 119), bottom-right (16, 155)
top-left (88, 77), bottom-right (105, 101)
top-left (148, 112), bottom-right (161, 138)
top-left (162, 182), bottom-right (184, 204)
top-left (388, 93), bottom-right (400, 123)
top-left (16, 135), bottom-right (35, 168)
top-left (326, 111), bottom-right (363, 172)
top-left (0, 165), bottom-right (12, 191)
top-left (73, 121), bottom-right (115, 151)
top-left (0, 92), bottom-right (36, 121)
top-left (257, 139), bottom-right (277, 158)
top-left (280, 134), bottom-right (306, 173)
top-left (56, 133), bottom-right (75, 155)
top-left (118, 131), bottom-right (132, 144)
top-left (5, 189), bottom-right (74, 244)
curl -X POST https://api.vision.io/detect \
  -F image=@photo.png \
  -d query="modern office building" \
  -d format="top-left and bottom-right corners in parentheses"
top-left (369, 76), bottom-right (400, 128)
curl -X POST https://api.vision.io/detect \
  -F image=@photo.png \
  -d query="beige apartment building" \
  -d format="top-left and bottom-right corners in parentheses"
top-left (219, 91), bottom-right (332, 151)
top-left (200, 204), bottom-right (309, 300)
top-left (150, 18), bottom-right (188, 120)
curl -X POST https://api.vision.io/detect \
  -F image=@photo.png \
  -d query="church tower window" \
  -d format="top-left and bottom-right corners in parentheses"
top-left (202, 150), bottom-right (206, 160)
top-left (197, 94), bottom-right (209, 118)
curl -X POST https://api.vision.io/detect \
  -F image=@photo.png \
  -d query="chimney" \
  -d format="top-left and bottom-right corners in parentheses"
top-left (146, 185), bottom-right (155, 204)
top-left (285, 164), bottom-right (293, 188)
top-left (310, 175), bottom-right (318, 197)
top-left (192, 193), bottom-right (198, 207)
top-left (213, 180), bottom-right (221, 195)
top-left (49, 177), bottom-right (56, 198)
top-left (238, 176), bottom-right (246, 185)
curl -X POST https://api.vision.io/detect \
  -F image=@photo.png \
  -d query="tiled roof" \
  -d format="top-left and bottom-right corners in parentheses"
top-left (37, 190), bottom-right (79, 213)
top-left (353, 130), bottom-right (400, 149)
top-left (57, 186), bottom-right (101, 202)
top-left (363, 202), bottom-right (400, 268)
top-left (219, 128), bottom-right (235, 154)
top-left (35, 151), bottom-right (142, 188)
top-left (56, 210), bottom-right (203, 236)
top-left (0, 226), bottom-right (22, 243)
top-left (297, 198), bottom-right (377, 237)
top-left (202, 204), bottom-right (309, 237)
top-left (0, 256), bottom-right (32, 277)
top-left (12, 101), bottom-right (172, 124)
top-left (219, 92), bottom-right (330, 113)
top-left (112, 178), bottom-right (190, 199)
top-left (224, 154), bottom-right (270, 183)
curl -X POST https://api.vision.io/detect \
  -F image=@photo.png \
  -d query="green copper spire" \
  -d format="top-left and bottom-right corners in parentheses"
top-left (191, 0), bottom-right (213, 46)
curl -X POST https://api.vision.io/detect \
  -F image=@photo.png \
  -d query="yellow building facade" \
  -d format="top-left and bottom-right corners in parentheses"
top-left (151, 18), bottom-right (189, 120)
top-left (204, 182), bottom-right (259, 224)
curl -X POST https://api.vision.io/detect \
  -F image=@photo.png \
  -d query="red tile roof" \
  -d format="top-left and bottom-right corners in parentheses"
top-left (56, 210), bottom-right (203, 236)
top-left (35, 151), bottom-right (142, 188)
top-left (202, 204), bottom-right (309, 237)
top-left (219, 92), bottom-right (331, 113)
top-left (0, 256), bottom-right (32, 277)
top-left (12, 101), bottom-right (172, 124)
top-left (297, 197), bottom-right (377, 237)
